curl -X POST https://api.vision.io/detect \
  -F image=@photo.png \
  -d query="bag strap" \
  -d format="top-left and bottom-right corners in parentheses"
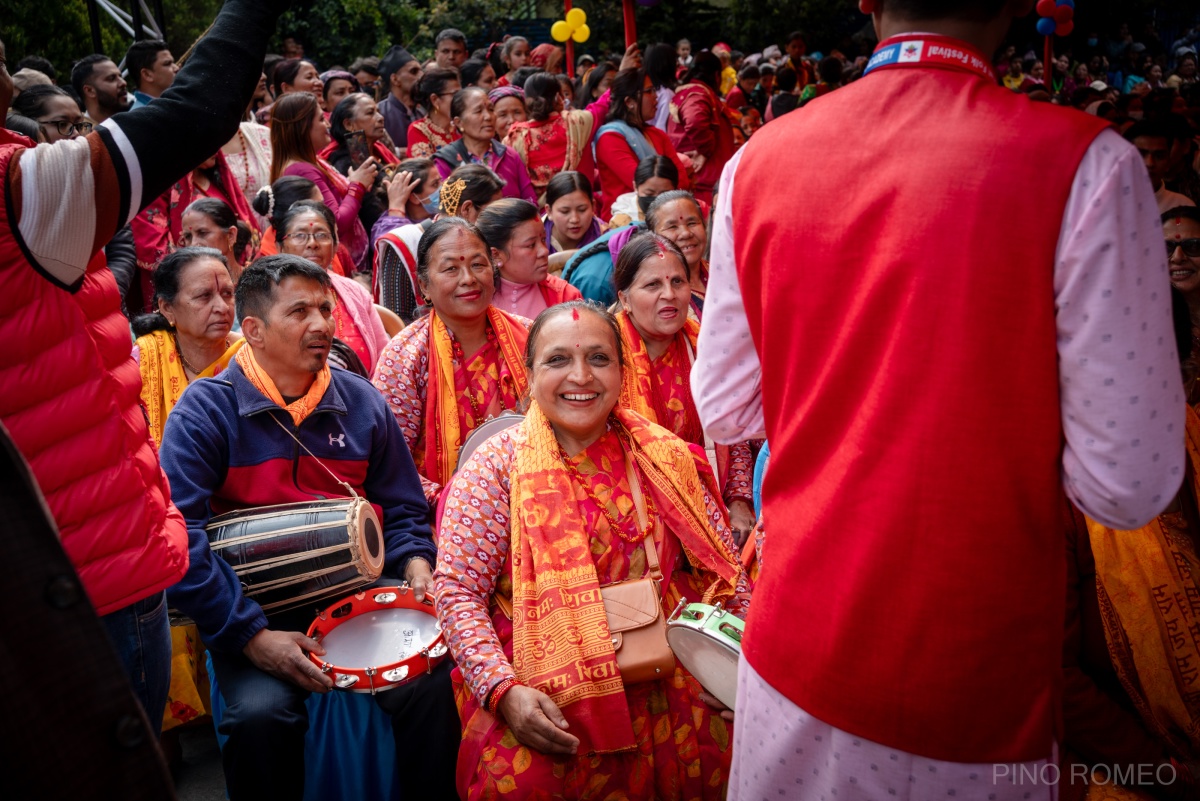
top-left (623, 443), bottom-right (663, 582)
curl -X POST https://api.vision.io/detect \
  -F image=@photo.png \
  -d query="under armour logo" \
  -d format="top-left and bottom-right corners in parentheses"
top-left (329, 433), bottom-right (345, 448)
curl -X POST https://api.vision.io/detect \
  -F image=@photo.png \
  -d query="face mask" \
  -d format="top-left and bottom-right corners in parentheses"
top-left (1087, 38), bottom-right (1098, 47)
top-left (421, 187), bottom-right (441, 215)
top-left (637, 194), bottom-right (656, 216)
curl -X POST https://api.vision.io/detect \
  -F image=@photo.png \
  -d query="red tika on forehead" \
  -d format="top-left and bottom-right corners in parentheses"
top-left (571, 307), bottom-right (580, 321)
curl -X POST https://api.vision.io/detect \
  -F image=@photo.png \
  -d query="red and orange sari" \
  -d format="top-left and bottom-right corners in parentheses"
top-left (504, 111), bottom-right (597, 199)
top-left (615, 311), bottom-right (753, 505)
top-left (435, 403), bottom-right (750, 800)
top-left (372, 307), bottom-right (530, 504)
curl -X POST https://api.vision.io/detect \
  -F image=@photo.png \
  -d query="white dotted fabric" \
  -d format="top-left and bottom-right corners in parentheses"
top-left (729, 655), bottom-right (1057, 801)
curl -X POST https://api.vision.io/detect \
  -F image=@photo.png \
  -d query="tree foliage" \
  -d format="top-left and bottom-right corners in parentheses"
top-left (0, 0), bottom-right (131, 79)
top-left (0, 0), bottom-right (1186, 84)
top-left (274, 0), bottom-right (424, 65)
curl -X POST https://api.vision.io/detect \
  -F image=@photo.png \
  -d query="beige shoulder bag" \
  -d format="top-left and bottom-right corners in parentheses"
top-left (598, 448), bottom-right (676, 684)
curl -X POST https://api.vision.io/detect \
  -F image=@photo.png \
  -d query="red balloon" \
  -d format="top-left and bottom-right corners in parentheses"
top-left (1053, 5), bottom-right (1073, 23)
top-left (1036, 0), bottom-right (1056, 16)
top-left (1056, 20), bottom-right (1074, 36)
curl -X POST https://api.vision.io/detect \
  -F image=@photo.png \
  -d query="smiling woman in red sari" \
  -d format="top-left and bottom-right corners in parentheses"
top-left (614, 232), bottom-right (757, 543)
top-left (434, 301), bottom-right (750, 800)
top-left (372, 218), bottom-right (530, 506)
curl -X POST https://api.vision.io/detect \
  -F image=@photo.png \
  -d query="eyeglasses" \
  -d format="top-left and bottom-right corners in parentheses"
top-left (38, 119), bottom-right (93, 136)
top-left (284, 231), bottom-right (333, 245)
top-left (1166, 238), bottom-right (1200, 259)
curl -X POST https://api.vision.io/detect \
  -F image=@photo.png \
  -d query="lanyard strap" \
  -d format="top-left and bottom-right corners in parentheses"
top-left (864, 34), bottom-right (997, 82)
top-left (269, 413), bottom-right (359, 500)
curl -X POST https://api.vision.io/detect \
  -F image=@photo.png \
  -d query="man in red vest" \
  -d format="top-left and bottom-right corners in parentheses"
top-left (0, 0), bottom-right (292, 735)
top-left (693, 0), bottom-right (1184, 798)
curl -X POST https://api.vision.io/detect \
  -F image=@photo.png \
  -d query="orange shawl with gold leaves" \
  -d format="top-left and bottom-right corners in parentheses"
top-left (1082, 405), bottom-right (1200, 799)
top-left (508, 402), bottom-right (741, 753)
top-left (138, 330), bottom-right (243, 447)
top-left (424, 306), bottom-right (529, 486)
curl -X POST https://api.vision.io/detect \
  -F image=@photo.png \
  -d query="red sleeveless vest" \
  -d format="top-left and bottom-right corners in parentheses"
top-left (732, 41), bottom-right (1109, 761)
top-left (0, 140), bottom-right (189, 615)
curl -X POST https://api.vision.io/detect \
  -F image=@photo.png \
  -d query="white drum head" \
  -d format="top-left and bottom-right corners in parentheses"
top-left (320, 607), bottom-right (441, 668)
top-left (667, 627), bottom-right (740, 710)
top-left (457, 413), bottom-right (523, 470)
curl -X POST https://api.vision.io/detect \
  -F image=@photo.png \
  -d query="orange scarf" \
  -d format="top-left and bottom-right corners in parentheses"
top-left (424, 307), bottom-right (529, 485)
top-left (616, 311), bottom-right (732, 490)
top-left (1084, 404), bottom-right (1200, 786)
top-left (509, 403), bottom-right (741, 753)
top-left (616, 311), bottom-right (704, 440)
top-left (235, 345), bottom-right (330, 426)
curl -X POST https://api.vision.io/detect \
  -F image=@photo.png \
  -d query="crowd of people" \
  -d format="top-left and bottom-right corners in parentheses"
top-left (3, 0), bottom-right (1200, 799)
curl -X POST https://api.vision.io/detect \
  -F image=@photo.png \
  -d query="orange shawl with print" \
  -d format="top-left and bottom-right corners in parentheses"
top-left (508, 403), bottom-right (741, 754)
top-left (138, 330), bottom-right (244, 447)
top-left (616, 310), bottom-right (700, 427)
top-left (616, 310), bottom-right (732, 487)
top-left (1084, 404), bottom-right (1200, 796)
top-left (424, 307), bottom-right (529, 486)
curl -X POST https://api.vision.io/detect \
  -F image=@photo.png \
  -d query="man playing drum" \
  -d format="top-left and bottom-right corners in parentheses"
top-left (160, 255), bottom-right (459, 800)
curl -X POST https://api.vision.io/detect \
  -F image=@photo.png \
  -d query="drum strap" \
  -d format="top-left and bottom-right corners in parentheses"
top-left (269, 413), bottom-right (360, 500)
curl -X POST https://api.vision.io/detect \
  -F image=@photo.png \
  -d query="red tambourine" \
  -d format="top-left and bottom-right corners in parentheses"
top-left (306, 585), bottom-right (447, 694)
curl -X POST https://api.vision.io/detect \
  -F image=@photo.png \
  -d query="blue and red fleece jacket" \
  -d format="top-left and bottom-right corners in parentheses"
top-left (160, 360), bottom-right (434, 654)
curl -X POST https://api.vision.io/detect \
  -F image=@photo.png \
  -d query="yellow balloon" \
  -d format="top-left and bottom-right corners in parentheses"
top-left (551, 20), bottom-right (571, 42)
top-left (566, 7), bottom-right (587, 27)
top-left (571, 23), bottom-right (591, 43)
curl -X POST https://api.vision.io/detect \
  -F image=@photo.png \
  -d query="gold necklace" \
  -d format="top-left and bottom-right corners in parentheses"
top-left (557, 429), bottom-right (656, 544)
top-left (175, 333), bottom-right (227, 376)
